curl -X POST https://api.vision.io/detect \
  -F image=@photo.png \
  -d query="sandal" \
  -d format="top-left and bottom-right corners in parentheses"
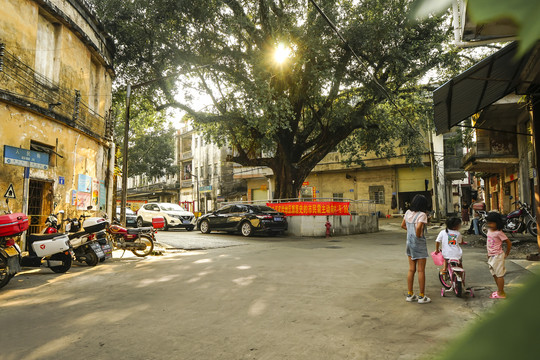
top-left (489, 291), bottom-right (506, 299)
top-left (526, 253), bottom-right (540, 261)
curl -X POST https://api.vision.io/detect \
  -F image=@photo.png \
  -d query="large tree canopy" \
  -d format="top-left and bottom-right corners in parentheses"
top-left (93, 0), bottom-right (456, 198)
top-left (113, 94), bottom-right (177, 179)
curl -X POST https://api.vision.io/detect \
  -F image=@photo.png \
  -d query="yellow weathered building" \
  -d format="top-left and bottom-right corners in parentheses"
top-left (0, 0), bottom-right (114, 234)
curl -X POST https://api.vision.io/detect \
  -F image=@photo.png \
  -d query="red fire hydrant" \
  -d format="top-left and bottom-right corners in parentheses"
top-left (325, 219), bottom-right (332, 238)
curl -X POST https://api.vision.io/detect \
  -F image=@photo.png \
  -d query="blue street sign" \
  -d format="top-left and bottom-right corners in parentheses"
top-left (59, 176), bottom-right (65, 185)
top-left (199, 185), bottom-right (213, 193)
top-left (3, 145), bottom-right (49, 170)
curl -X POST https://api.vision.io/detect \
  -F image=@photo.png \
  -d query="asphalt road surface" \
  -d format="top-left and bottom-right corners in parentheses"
top-left (1, 226), bottom-right (536, 360)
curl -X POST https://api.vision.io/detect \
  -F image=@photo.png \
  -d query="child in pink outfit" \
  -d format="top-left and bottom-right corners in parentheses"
top-left (485, 212), bottom-right (512, 299)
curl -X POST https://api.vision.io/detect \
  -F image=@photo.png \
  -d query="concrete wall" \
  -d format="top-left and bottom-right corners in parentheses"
top-left (287, 214), bottom-right (378, 237)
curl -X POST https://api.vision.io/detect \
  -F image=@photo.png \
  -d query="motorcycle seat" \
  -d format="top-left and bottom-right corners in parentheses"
top-left (127, 227), bottom-right (152, 234)
top-left (68, 231), bottom-right (87, 240)
top-left (27, 233), bottom-right (65, 243)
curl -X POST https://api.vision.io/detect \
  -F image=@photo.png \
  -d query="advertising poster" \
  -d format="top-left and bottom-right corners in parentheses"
top-left (99, 180), bottom-right (106, 210)
top-left (77, 174), bottom-right (92, 193)
top-left (76, 191), bottom-right (91, 210)
top-left (92, 179), bottom-right (100, 207)
top-left (70, 190), bottom-right (77, 206)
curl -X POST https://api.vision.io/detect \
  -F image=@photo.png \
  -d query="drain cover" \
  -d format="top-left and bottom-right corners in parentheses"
top-left (325, 245), bottom-right (343, 249)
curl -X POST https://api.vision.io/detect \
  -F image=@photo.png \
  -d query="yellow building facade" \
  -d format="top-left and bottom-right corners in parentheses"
top-left (0, 0), bottom-right (114, 233)
top-left (242, 147), bottom-right (440, 217)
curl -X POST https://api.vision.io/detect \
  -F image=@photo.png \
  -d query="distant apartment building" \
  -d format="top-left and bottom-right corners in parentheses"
top-left (123, 121), bottom-right (247, 213)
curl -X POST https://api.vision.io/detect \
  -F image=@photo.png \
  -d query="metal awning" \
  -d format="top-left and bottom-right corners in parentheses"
top-left (433, 42), bottom-right (532, 134)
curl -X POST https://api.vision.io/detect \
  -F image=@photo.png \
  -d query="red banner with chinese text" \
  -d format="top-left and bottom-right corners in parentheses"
top-left (266, 202), bottom-right (350, 216)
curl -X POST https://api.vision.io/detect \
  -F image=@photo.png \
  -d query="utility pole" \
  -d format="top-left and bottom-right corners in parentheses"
top-left (120, 84), bottom-right (131, 226)
top-left (118, 65), bottom-right (211, 225)
top-left (529, 98), bottom-right (540, 253)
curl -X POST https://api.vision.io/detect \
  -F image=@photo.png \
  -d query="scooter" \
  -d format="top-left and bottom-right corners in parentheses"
top-left (62, 211), bottom-right (111, 266)
top-left (0, 200), bottom-right (25, 289)
top-left (2, 199), bottom-right (72, 275)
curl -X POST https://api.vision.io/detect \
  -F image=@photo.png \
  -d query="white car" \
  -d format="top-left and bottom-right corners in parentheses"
top-left (137, 203), bottom-right (195, 231)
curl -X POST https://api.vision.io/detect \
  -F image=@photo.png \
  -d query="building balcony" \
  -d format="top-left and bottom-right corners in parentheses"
top-left (462, 128), bottom-right (519, 172)
top-left (462, 146), bottom-right (518, 172)
top-left (181, 151), bottom-right (193, 160)
top-left (444, 155), bottom-right (466, 180)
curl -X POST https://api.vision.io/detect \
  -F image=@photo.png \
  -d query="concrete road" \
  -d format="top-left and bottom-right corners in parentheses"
top-left (156, 229), bottom-right (251, 250)
top-left (0, 227), bottom-right (534, 360)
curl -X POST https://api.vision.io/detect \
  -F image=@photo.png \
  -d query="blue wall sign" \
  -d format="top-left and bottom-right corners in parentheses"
top-left (58, 176), bottom-right (65, 185)
top-left (3, 145), bottom-right (49, 170)
top-left (199, 185), bottom-right (213, 193)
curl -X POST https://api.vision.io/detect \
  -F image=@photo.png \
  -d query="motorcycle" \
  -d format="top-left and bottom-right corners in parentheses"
top-left (63, 213), bottom-right (111, 266)
top-left (106, 216), bottom-right (160, 257)
top-left (43, 209), bottom-right (65, 234)
top-left (479, 201), bottom-right (537, 238)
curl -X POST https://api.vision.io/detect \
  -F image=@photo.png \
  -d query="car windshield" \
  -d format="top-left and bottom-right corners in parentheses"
top-left (117, 208), bottom-right (135, 215)
top-left (249, 205), bottom-right (277, 213)
top-left (160, 204), bottom-right (186, 212)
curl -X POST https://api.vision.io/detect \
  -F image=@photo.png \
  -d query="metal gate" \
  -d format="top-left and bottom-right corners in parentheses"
top-left (28, 180), bottom-right (45, 234)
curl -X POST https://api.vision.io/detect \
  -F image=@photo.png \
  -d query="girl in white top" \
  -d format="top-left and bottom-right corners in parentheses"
top-left (435, 217), bottom-right (464, 274)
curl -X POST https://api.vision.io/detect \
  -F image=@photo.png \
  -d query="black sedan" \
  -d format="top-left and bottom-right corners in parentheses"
top-left (116, 207), bottom-right (137, 227)
top-left (197, 204), bottom-right (287, 237)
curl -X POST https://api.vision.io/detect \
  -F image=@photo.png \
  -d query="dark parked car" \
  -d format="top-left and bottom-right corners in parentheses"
top-left (116, 207), bottom-right (137, 227)
top-left (197, 204), bottom-right (287, 237)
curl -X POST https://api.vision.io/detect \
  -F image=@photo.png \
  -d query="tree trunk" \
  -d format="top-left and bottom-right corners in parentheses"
top-left (272, 161), bottom-right (301, 199)
top-left (271, 156), bottom-right (314, 200)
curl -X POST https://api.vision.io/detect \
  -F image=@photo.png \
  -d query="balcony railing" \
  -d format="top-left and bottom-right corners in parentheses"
top-left (0, 44), bottom-right (111, 139)
top-left (181, 180), bottom-right (193, 188)
top-left (444, 155), bottom-right (463, 171)
top-left (181, 151), bottom-right (193, 160)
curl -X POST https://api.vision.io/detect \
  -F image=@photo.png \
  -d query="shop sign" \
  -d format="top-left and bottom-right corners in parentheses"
top-left (199, 185), bottom-right (212, 193)
top-left (267, 201), bottom-right (350, 216)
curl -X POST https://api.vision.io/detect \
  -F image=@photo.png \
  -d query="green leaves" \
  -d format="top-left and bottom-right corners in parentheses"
top-left (467, 0), bottom-right (540, 56)
top-left (94, 0), bottom-right (456, 196)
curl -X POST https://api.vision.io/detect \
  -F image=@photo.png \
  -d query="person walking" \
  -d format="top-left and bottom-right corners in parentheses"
top-left (461, 201), bottom-right (470, 226)
top-left (401, 194), bottom-right (431, 304)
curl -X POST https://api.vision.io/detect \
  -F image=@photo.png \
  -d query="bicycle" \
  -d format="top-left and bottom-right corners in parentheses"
top-left (439, 258), bottom-right (474, 298)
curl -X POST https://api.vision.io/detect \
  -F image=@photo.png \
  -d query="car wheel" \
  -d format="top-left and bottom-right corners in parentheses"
top-left (137, 217), bottom-right (144, 228)
top-left (163, 219), bottom-right (169, 231)
top-left (200, 220), bottom-right (211, 234)
top-left (240, 221), bottom-right (253, 237)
